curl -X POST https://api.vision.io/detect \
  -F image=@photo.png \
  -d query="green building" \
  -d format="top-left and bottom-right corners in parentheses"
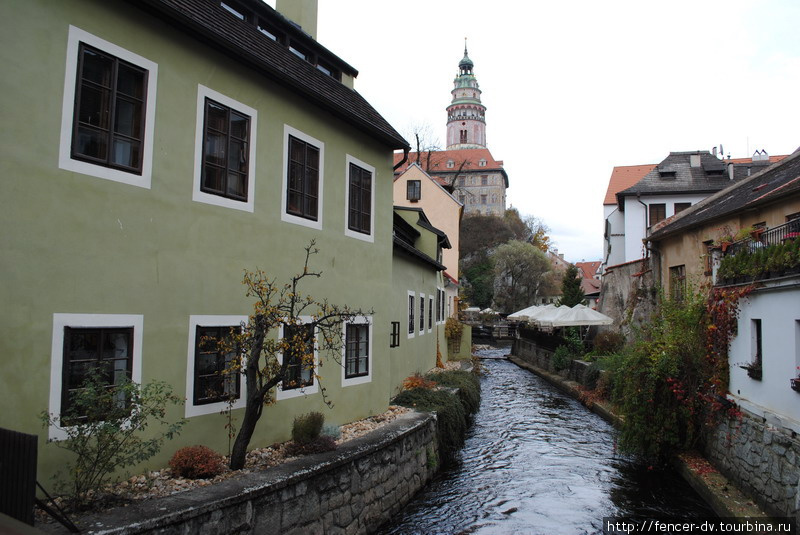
top-left (0, 0), bottom-right (458, 483)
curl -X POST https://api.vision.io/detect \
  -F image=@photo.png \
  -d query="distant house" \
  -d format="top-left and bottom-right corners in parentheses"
top-left (394, 164), bottom-right (463, 319)
top-left (602, 151), bottom-right (786, 271)
top-left (576, 261), bottom-right (602, 308)
top-left (646, 148), bottom-right (800, 521)
top-left (533, 249), bottom-right (570, 305)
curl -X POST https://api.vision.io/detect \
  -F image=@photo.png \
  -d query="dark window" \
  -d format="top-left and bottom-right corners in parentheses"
top-left (435, 291), bottom-right (441, 323)
top-left (458, 177), bottom-right (465, 187)
top-left (72, 43), bottom-right (147, 174)
top-left (201, 98), bottom-right (250, 202)
top-left (428, 296), bottom-right (433, 330)
top-left (62, 327), bottom-right (133, 417)
top-left (348, 163), bottom-right (372, 234)
top-left (669, 265), bottom-right (686, 302)
top-left (408, 295), bottom-right (415, 334)
top-left (194, 326), bottom-right (241, 405)
top-left (481, 175), bottom-right (488, 186)
top-left (283, 324), bottom-right (314, 390)
top-left (480, 194), bottom-right (487, 205)
top-left (390, 321), bottom-right (400, 348)
top-left (419, 296), bottom-right (425, 332)
top-left (752, 319), bottom-right (763, 371)
top-left (674, 202), bottom-right (691, 214)
top-left (407, 180), bottom-right (421, 201)
top-left (287, 136), bottom-right (320, 220)
top-left (460, 130), bottom-right (467, 144)
top-left (345, 324), bottom-right (369, 378)
top-left (649, 203), bottom-right (666, 226)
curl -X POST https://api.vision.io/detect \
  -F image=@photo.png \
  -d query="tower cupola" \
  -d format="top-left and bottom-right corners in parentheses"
top-left (446, 40), bottom-right (486, 149)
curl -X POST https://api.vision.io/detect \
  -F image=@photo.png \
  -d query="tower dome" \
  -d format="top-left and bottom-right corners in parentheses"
top-left (446, 41), bottom-right (486, 150)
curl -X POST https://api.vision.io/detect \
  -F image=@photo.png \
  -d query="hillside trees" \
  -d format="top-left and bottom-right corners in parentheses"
top-left (491, 240), bottom-right (551, 313)
top-left (460, 210), bottom-right (553, 309)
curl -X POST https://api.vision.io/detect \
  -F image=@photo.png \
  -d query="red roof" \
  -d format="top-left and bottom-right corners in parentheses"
top-left (581, 278), bottom-right (601, 295)
top-left (394, 149), bottom-right (504, 175)
top-left (603, 164), bottom-right (656, 205)
top-left (575, 261), bottom-right (601, 279)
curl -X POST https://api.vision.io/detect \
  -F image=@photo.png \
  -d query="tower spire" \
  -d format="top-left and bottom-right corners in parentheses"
top-left (446, 42), bottom-right (485, 149)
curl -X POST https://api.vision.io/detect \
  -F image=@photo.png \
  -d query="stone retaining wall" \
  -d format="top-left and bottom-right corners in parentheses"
top-left (511, 338), bottom-right (592, 385)
top-left (40, 412), bottom-right (438, 535)
top-left (703, 410), bottom-right (800, 527)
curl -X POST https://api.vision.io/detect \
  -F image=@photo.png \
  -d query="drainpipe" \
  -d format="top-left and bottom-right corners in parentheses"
top-left (393, 148), bottom-right (409, 171)
top-left (636, 194), bottom-right (649, 258)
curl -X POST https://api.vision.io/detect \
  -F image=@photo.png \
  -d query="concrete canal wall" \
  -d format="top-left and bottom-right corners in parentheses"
top-left (41, 412), bottom-right (438, 535)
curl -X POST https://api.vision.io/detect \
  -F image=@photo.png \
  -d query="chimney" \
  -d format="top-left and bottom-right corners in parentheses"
top-left (275, 0), bottom-right (318, 39)
top-left (712, 147), bottom-right (717, 157)
top-left (727, 162), bottom-right (735, 180)
top-left (690, 154), bottom-right (701, 167)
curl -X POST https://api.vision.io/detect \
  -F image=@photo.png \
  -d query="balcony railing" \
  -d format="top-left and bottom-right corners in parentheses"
top-left (716, 219), bottom-right (800, 285)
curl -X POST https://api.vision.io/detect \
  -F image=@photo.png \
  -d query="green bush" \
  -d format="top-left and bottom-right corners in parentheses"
top-left (584, 363), bottom-right (602, 390)
top-left (394, 388), bottom-right (467, 465)
top-left (425, 370), bottom-right (481, 415)
top-left (551, 345), bottom-right (572, 371)
top-left (291, 411), bottom-right (324, 444)
top-left (41, 371), bottom-right (186, 508)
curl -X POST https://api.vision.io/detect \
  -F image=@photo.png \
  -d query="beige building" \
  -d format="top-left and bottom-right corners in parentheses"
top-left (394, 164), bottom-right (463, 317)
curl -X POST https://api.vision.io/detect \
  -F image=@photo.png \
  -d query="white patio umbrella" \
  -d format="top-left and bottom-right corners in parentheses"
top-left (507, 303), bottom-right (557, 322)
top-left (539, 304), bottom-right (614, 328)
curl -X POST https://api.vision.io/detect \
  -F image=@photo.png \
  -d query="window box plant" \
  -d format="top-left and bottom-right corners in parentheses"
top-left (739, 362), bottom-right (762, 380)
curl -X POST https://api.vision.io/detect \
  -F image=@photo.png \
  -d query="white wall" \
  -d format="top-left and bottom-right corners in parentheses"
top-left (728, 285), bottom-right (800, 433)
top-left (603, 204), bottom-right (626, 268)
top-left (621, 193), bottom-right (709, 264)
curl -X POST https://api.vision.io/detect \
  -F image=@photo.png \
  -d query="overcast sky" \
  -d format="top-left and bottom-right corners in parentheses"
top-left (293, 1), bottom-right (798, 262)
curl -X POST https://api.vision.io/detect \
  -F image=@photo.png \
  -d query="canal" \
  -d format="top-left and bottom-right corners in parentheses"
top-left (377, 345), bottom-right (715, 535)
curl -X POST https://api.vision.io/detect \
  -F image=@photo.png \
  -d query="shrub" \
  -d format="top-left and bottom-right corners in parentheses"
top-left (286, 435), bottom-right (338, 456)
top-left (169, 445), bottom-right (224, 479)
top-left (551, 345), bottom-right (572, 371)
top-left (321, 423), bottom-right (341, 440)
top-left (592, 331), bottom-right (624, 355)
top-left (291, 411), bottom-right (325, 444)
top-left (425, 370), bottom-right (481, 415)
top-left (584, 363), bottom-right (602, 390)
top-left (41, 371), bottom-right (186, 508)
top-left (393, 387), bottom-right (467, 466)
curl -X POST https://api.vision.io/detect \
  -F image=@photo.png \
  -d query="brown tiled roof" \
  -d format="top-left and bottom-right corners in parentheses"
top-left (133, 0), bottom-right (408, 150)
top-left (581, 278), bottom-right (601, 295)
top-left (602, 164), bottom-right (656, 205)
top-left (394, 148), bottom-right (508, 188)
top-left (649, 149), bottom-right (800, 241)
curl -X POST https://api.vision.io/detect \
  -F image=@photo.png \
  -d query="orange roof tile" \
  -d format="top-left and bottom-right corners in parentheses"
top-left (575, 261), bottom-right (602, 279)
top-left (394, 148), bottom-right (504, 174)
top-left (603, 164), bottom-right (656, 205)
top-left (726, 155), bottom-right (787, 164)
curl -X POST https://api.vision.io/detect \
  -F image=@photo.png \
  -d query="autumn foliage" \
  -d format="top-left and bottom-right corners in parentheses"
top-left (169, 445), bottom-right (224, 479)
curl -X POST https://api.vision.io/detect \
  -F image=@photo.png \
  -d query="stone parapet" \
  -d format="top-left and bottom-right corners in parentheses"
top-left (40, 412), bottom-right (438, 535)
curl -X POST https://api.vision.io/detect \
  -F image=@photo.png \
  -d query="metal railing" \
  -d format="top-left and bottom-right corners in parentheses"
top-left (726, 219), bottom-right (800, 256)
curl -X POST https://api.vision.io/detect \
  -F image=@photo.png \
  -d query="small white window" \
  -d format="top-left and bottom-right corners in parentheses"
top-left (193, 86), bottom-right (257, 212)
top-left (59, 26), bottom-right (158, 189)
top-left (49, 314), bottom-right (144, 440)
top-left (282, 125), bottom-right (324, 229)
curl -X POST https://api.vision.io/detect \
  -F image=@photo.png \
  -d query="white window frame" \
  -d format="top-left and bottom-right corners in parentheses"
top-left (192, 85), bottom-right (258, 212)
top-left (185, 315), bottom-right (248, 417)
top-left (344, 155), bottom-right (375, 242)
top-left (282, 125), bottom-right (324, 230)
top-left (48, 313), bottom-right (144, 440)
top-left (341, 316), bottom-right (373, 387)
top-left (407, 291), bottom-right (416, 339)
top-left (59, 26), bottom-right (158, 189)
top-left (276, 317), bottom-right (319, 400)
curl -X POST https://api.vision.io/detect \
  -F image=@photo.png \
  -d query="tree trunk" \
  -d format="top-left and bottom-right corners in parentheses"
top-left (229, 393), bottom-right (262, 470)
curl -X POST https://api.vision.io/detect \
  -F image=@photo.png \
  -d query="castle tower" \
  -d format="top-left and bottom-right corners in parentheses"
top-left (446, 42), bottom-right (486, 150)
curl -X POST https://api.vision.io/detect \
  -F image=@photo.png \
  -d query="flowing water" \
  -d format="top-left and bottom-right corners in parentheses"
top-left (376, 345), bottom-right (714, 535)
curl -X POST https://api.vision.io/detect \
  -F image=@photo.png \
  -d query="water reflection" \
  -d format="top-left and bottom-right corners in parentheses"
top-left (376, 345), bottom-right (714, 535)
